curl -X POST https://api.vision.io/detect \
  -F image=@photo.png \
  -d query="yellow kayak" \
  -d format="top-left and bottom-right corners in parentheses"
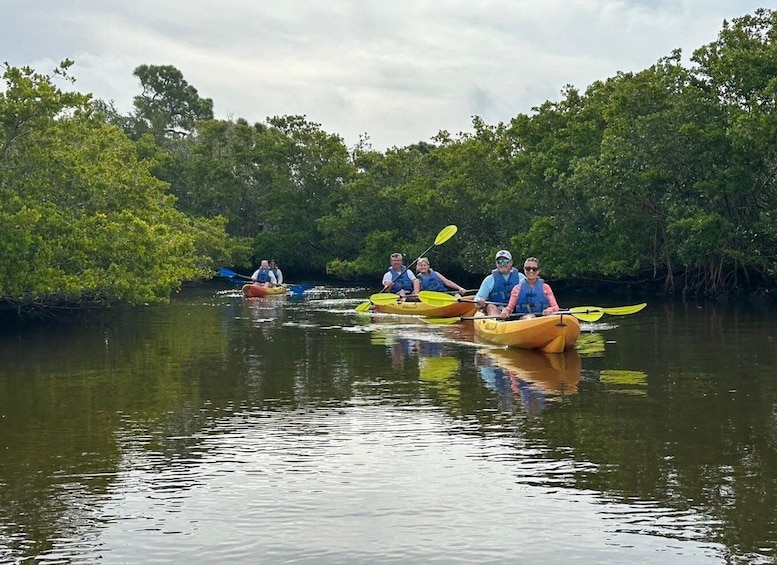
top-left (242, 283), bottom-right (287, 297)
top-left (375, 297), bottom-right (476, 318)
top-left (473, 311), bottom-right (581, 354)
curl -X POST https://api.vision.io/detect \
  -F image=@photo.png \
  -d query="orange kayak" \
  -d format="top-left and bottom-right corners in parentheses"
top-left (241, 283), bottom-right (287, 297)
top-left (375, 296), bottom-right (476, 318)
top-left (473, 311), bottom-right (581, 354)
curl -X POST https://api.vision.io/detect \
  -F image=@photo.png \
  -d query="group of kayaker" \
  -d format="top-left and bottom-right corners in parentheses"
top-left (251, 259), bottom-right (284, 287)
top-left (382, 250), bottom-right (560, 319)
top-left (382, 253), bottom-right (467, 298)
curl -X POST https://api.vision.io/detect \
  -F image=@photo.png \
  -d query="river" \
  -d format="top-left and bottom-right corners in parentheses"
top-left (0, 284), bottom-right (775, 564)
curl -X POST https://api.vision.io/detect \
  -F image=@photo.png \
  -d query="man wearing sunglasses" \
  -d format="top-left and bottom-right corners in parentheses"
top-left (474, 250), bottom-right (526, 315)
top-left (499, 256), bottom-right (560, 319)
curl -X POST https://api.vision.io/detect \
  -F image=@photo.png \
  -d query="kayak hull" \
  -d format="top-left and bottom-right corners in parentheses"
top-left (242, 283), bottom-right (287, 297)
top-left (473, 312), bottom-right (581, 354)
top-left (375, 297), bottom-right (476, 318)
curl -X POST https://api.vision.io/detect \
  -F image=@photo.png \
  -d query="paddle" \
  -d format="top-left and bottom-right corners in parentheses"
top-left (418, 291), bottom-right (647, 324)
top-left (355, 224), bottom-right (459, 312)
top-left (219, 267), bottom-right (314, 294)
top-left (369, 293), bottom-right (411, 305)
top-left (218, 267), bottom-right (253, 281)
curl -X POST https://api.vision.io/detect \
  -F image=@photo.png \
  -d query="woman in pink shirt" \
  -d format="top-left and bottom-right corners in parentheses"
top-left (499, 257), bottom-right (560, 319)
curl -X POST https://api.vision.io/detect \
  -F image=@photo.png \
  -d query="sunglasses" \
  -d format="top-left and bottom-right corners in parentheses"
top-left (524, 266), bottom-right (539, 272)
top-left (496, 258), bottom-right (511, 265)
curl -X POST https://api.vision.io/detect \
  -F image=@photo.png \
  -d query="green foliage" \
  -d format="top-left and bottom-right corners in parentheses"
top-left (0, 62), bottom-right (231, 308)
top-left (131, 64), bottom-right (214, 141)
top-left (12, 8), bottom-right (777, 299)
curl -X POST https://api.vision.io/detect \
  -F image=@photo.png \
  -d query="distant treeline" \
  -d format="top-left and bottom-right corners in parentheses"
top-left (2, 8), bottom-right (776, 308)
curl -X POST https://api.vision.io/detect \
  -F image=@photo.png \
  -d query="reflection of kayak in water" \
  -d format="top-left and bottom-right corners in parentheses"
top-left (419, 356), bottom-right (461, 401)
top-left (480, 347), bottom-right (582, 396)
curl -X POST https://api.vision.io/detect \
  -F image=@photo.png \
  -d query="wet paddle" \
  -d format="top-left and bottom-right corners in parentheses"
top-left (355, 225), bottom-right (459, 312)
top-left (417, 291), bottom-right (647, 324)
top-left (218, 267), bottom-right (253, 281)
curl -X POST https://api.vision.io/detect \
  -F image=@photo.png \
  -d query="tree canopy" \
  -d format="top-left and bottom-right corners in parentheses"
top-left (3, 8), bottom-right (777, 309)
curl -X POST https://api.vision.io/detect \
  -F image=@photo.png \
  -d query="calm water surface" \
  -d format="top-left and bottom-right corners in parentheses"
top-left (0, 285), bottom-right (776, 564)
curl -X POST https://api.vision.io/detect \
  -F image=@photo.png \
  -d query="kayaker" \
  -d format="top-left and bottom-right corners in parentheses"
top-left (382, 253), bottom-right (420, 298)
top-left (251, 259), bottom-right (278, 287)
top-left (499, 256), bottom-right (560, 319)
top-left (269, 260), bottom-right (284, 285)
top-left (416, 257), bottom-right (466, 296)
top-left (474, 250), bottom-right (526, 315)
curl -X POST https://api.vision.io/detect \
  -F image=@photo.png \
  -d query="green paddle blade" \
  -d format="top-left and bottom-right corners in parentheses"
top-left (369, 293), bottom-right (402, 305)
top-left (434, 224), bottom-right (458, 246)
top-left (355, 301), bottom-right (372, 312)
top-left (418, 290), bottom-right (458, 307)
top-left (603, 303), bottom-right (647, 315)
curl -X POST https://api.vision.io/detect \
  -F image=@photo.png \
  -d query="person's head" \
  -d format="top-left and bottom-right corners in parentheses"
top-left (523, 256), bottom-right (541, 280)
top-left (260, 259), bottom-right (270, 268)
top-left (495, 250), bottom-right (512, 273)
top-left (270, 260), bottom-right (277, 268)
top-left (390, 253), bottom-right (404, 270)
top-left (416, 257), bottom-right (431, 273)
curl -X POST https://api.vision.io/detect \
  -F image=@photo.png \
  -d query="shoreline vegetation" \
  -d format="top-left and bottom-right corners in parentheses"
top-left (2, 8), bottom-right (777, 312)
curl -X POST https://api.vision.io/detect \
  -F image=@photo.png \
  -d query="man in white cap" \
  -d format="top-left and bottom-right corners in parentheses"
top-left (474, 250), bottom-right (526, 315)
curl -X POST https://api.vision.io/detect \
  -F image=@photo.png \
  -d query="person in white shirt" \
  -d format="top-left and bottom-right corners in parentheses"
top-left (251, 260), bottom-right (277, 287)
top-left (269, 260), bottom-right (284, 285)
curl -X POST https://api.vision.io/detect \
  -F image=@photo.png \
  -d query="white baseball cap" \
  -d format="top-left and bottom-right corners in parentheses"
top-left (495, 250), bottom-right (512, 261)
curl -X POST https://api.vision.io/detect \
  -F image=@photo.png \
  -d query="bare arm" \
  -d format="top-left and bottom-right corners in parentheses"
top-left (543, 284), bottom-right (559, 314)
top-left (437, 272), bottom-right (465, 293)
top-left (500, 285), bottom-right (521, 318)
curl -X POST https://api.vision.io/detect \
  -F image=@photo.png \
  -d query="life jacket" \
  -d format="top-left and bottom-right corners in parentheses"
top-left (488, 268), bottom-right (522, 304)
top-left (255, 268), bottom-right (272, 283)
top-left (387, 268), bottom-right (414, 293)
top-left (418, 270), bottom-right (446, 292)
top-left (270, 267), bottom-right (280, 281)
top-left (515, 278), bottom-right (549, 314)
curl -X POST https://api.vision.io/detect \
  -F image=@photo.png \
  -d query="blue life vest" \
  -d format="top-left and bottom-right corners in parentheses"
top-left (270, 267), bottom-right (280, 281)
top-left (418, 270), bottom-right (446, 292)
top-left (255, 268), bottom-right (272, 283)
top-left (488, 268), bottom-right (523, 304)
top-left (387, 268), bottom-right (414, 293)
top-left (515, 279), bottom-right (549, 314)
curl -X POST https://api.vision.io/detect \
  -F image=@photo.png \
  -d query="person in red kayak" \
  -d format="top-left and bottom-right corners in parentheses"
top-left (251, 260), bottom-right (278, 287)
top-left (382, 253), bottom-right (420, 298)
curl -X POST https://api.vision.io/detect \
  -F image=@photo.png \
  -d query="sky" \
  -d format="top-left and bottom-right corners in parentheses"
top-left (1, 1), bottom-right (767, 150)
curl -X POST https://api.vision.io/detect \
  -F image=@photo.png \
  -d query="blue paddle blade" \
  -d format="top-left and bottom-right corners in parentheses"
top-left (288, 284), bottom-right (315, 295)
top-left (218, 267), bottom-right (238, 278)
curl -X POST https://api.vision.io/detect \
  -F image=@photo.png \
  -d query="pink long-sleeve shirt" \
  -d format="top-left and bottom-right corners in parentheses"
top-left (505, 281), bottom-right (560, 314)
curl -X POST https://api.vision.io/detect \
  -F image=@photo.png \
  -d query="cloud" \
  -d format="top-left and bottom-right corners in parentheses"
top-left (2, 0), bottom-right (766, 149)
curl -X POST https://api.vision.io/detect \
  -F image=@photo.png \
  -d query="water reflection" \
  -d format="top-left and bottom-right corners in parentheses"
top-left (476, 348), bottom-right (581, 414)
top-left (1, 289), bottom-right (777, 563)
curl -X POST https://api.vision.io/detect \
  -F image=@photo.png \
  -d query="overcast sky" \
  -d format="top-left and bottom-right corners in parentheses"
top-left (2, 1), bottom-right (766, 150)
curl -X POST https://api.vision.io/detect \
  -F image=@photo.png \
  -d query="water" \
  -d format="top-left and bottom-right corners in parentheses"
top-left (0, 286), bottom-right (775, 563)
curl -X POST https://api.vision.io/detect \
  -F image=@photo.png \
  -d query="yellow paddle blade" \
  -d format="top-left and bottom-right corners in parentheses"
top-left (567, 309), bottom-right (604, 322)
top-left (355, 301), bottom-right (372, 312)
top-left (418, 290), bottom-right (458, 306)
top-left (603, 303), bottom-right (647, 316)
top-left (422, 317), bottom-right (462, 325)
top-left (369, 293), bottom-right (401, 305)
top-left (433, 224), bottom-right (458, 246)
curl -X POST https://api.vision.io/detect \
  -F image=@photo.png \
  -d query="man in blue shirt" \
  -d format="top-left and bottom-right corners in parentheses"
top-left (474, 250), bottom-right (526, 315)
